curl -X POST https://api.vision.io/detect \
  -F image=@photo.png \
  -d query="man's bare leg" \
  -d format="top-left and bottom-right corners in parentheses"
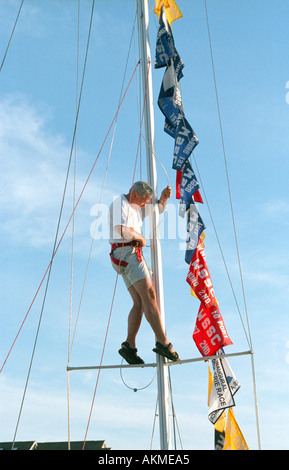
top-left (125, 284), bottom-right (143, 349)
top-left (132, 276), bottom-right (175, 351)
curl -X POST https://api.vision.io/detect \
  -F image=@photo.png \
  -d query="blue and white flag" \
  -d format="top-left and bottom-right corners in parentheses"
top-left (164, 116), bottom-right (177, 138)
top-left (185, 203), bottom-right (205, 264)
top-left (173, 114), bottom-right (199, 171)
top-left (158, 59), bottom-right (183, 128)
top-left (155, 6), bottom-right (184, 79)
top-left (179, 160), bottom-right (200, 217)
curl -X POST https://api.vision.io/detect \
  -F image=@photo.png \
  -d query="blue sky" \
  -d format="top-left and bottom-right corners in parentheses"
top-left (1, 0), bottom-right (289, 450)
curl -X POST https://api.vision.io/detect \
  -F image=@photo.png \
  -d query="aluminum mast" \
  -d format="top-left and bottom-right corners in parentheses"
top-left (137, 0), bottom-right (171, 451)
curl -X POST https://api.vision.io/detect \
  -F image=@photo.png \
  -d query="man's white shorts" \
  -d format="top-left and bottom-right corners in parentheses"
top-left (110, 246), bottom-right (152, 289)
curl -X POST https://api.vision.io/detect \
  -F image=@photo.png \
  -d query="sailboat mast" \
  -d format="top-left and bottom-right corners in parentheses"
top-left (136, 0), bottom-right (171, 451)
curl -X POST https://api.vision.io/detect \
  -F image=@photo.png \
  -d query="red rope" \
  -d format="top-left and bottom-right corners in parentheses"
top-left (0, 61), bottom-right (140, 376)
top-left (82, 62), bottom-right (151, 450)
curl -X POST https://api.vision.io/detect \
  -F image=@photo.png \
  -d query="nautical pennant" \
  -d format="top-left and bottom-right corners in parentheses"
top-left (208, 364), bottom-right (226, 450)
top-left (164, 116), bottom-right (177, 138)
top-left (155, 6), bottom-right (184, 79)
top-left (154, 2), bottom-right (236, 445)
top-left (176, 170), bottom-right (182, 199)
top-left (215, 416), bottom-right (226, 450)
top-left (193, 189), bottom-right (203, 204)
top-left (207, 378), bottom-right (249, 451)
top-left (172, 114), bottom-right (199, 171)
top-left (208, 353), bottom-right (240, 425)
top-left (193, 303), bottom-right (233, 357)
top-left (185, 203), bottom-right (205, 265)
top-left (223, 408), bottom-right (249, 450)
top-left (154, 0), bottom-right (183, 25)
top-left (157, 59), bottom-right (183, 128)
top-left (178, 159), bottom-right (200, 217)
top-left (186, 237), bottom-right (216, 306)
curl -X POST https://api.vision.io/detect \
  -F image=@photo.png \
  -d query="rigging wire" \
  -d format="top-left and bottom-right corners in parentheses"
top-left (204, 0), bottom-right (261, 449)
top-left (203, 0), bottom-right (253, 348)
top-left (2, 0), bottom-right (260, 450)
top-left (149, 1), bottom-right (260, 448)
top-left (5, 59), bottom-right (140, 447)
top-left (192, 153), bottom-right (251, 348)
top-left (67, 11), bottom-right (139, 440)
top-left (2, 9), bottom-right (139, 454)
top-left (149, 0), bottom-right (251, 348)
top-left (0, 57), bottom-right (140, 379)
top-left (81, 61), bottom-right (151, 451)
top-left (67, 0), bottom-right (81, 451)
top-left (167, 367), bottom-right (183, 450)
top-left (140, 132), bottom-right (170, 245)
top-left (119, 359), bottom-right (157, 392)
top-left (10, 0), bottom-right (97, 449)
top-left (149, 0), bottom-right (251, 349)
top-left (67, 10), bottom-right (139, 364)
top-left (0, 0), bottom-right (24, 73)
top-left (150, 395), bottom-right (159, 450)
top-left (149, 371), bottom-right (183, 451)
top-left (133, 0), bottom-right (143, 180)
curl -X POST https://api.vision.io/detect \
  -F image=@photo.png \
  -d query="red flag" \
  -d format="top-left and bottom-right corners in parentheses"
top-left (193, 303), bottom-right (233, 357)
top-left (186, 238), bottom-right (216, 308)
top-left (176, 170), bottom-right (182, 199)
top-left (193, 189), bottom-right (203, 204)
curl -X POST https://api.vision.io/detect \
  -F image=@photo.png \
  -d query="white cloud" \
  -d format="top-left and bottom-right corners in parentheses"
top-left (0, 95), bottom-right (115, 251)
top-left (259, 200), bottom-right (289, 226)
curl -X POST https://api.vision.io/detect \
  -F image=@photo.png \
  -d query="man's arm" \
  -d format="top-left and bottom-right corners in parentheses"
top-left (158, 185), bottom-right (172, 208)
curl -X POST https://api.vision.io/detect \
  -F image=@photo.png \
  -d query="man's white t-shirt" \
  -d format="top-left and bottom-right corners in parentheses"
top-left (108, 194), bottom-right (144, 244)
top-left (108, 194), bottom-right (165, 245)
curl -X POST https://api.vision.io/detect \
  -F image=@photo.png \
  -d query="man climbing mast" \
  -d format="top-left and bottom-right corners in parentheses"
top-left (108, 181), bottom-right (180, 365)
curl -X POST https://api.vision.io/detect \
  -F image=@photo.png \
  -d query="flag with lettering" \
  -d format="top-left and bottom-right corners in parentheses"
top-left (155, 6), bottom-right (184, 79)
top-left (178, 159), bottom-right (200, 217)
top-left (223, 408), bottom-right (249, 450)
top-left (208, 364), bottom-right (226, 450)
top-left (173, 114), bottom-right (199, 171)
top-left (193, 303), bottom-right (233, 357)
top-left (208, 354), bottom-right (240, 425)
top-left (186, 237), bottom-right (216, 306)
top-left (158, 60), bottom-right (183, 128)
top-left (164, 116), bottom-right (177, 138)
top-left (185, 204), bottom-right (205, 264)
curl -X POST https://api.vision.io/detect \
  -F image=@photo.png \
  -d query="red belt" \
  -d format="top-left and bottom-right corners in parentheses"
top-left (110, 241), bottom-right (142, 267)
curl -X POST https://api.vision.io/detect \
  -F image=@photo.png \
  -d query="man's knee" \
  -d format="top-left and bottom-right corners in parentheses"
top-left (129, 288), bottom-right (142, 309)
top-left (133, 296), bottom-right (143, 310)
top-left (133, 277), bottom-right (156, 303)
top-left (146, 285), bottom-right (156, 303)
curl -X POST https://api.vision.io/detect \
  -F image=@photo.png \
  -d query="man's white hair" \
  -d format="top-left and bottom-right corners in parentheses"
top-left (130, 181), bottom-right (153, 196)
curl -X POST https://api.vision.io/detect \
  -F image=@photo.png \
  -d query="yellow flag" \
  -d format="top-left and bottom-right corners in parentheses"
top-left (154, 0), bottom-right (183, 24)
top-left (215, 411), bottom-right (226, 433)
top-left (223, 408), bottom-right (249, 450)
top-left (208, 363), bottom-right (213, 405)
